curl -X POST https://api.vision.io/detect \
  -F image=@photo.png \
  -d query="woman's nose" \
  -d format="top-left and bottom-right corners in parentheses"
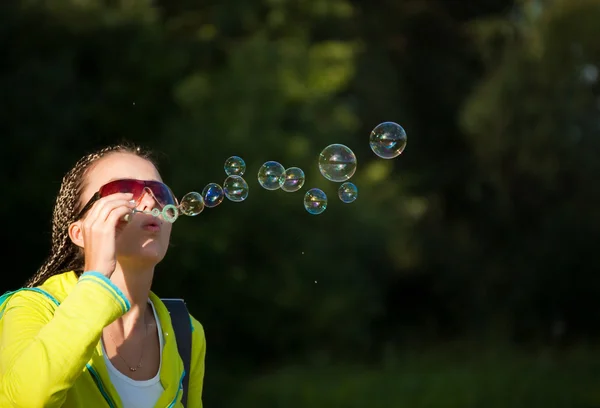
top-left (139, 186), bottom-right (159, 210)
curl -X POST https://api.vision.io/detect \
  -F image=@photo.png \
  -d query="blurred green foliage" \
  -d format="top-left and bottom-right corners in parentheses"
top-left (229, 346), bottom-right (600, 407)
top-left (1, 0), bottom-right (599, 405)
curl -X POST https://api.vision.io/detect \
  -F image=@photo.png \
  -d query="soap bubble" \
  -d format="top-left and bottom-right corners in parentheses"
top-left (223, 175), bottom-right (249, 202)
top-left (224, 156), bottom-right (246, 176)
top-left (202, 183), bottom-right (224, 208)
top-left (304, 188), bottom-right (328, 215)
top-left (318, 144), bottom-right (357, 182)
top-left (161, 204), bottom-right (179, 223)
top-left (369, 122), bottom-right (407, 159)
top-left (338, 182), bottom-right (358, 203)
top-left (279, 167), bottom-right (305, 192)
top-left (179, 192), bottom-right (205, 216)
top-left (258, 161), bottom-right (285, 190)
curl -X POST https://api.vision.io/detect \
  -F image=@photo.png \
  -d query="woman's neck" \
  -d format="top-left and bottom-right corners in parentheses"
top-left (109, 266), bottom-right (155, 337)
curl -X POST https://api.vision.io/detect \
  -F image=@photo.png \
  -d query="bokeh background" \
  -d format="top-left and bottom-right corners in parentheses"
top-left (2, 0), bottom-right (600, 406)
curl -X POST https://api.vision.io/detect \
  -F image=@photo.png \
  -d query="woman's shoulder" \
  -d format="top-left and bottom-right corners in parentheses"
top-left (189, 314), bottom-right (205, 340)
top-left (1, 287), bottom-right (59, 310)
top-left (0, 271), bottom-right (79, 319)
top-left (0, 288), bottom-right (59, 327)
top-left (151, 296), bottom-right (204, 334)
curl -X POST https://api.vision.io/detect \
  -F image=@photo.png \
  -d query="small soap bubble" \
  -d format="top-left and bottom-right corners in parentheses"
top-left (179, 192), bottom-right (205, 216)
top-left (202, 183), bottom-right (224, 208)
top-left (258, 161), bottom-right (285, 190)
top-left (338, 182), bottom-right (358, 203)
top-left (318, 144), bottom-right (357, 182)
top-left (304, 188), bottom-right (327, 215)
top-left (224, 156), bottom-right (246, 176)
top-left (369, 121), bottom-right (407, 159)
top-left (223, 175), bottom-right (249, 202)
top-left (279, 167), bottom-right (305, 192)
top-left (162, 204), bottom-right (179, 223)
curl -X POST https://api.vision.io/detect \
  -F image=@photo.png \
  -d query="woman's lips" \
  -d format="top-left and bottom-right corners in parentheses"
top-left (142, 220), bottom-right (161, 232)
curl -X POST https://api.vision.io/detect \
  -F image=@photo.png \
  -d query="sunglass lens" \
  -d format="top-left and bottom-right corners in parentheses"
top-left (148, 182), bottom-right (176, 207)
top-left (100, 179), bottom-right (144, 200)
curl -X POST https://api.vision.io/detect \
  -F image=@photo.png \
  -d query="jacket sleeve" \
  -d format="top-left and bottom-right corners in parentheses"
top-left (187, 316), bottom-right (206, 408)
top-left (0, 272), bottom-right (130, 408)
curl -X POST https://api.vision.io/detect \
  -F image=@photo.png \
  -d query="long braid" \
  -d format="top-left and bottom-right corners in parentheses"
top-left (25, 143), bottom-right (153, 288)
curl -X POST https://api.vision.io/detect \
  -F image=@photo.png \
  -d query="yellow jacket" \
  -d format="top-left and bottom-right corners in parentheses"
top-left (0, 271), bottom-right (205, 408)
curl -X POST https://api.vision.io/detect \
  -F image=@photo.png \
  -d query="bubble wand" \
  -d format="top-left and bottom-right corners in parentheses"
top-left (124, 192), bottom-right (206, 224)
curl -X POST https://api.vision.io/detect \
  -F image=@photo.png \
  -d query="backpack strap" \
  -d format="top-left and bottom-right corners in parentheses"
top-left (162, 298), bottom-right (192, 407)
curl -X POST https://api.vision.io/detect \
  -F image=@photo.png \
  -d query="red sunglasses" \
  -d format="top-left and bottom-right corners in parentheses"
top-left (77, 179), bottom-right (178, 219)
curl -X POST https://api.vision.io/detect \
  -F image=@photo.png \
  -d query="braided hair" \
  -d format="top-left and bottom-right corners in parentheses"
top-left (25, 143), bottom-right (154, 288)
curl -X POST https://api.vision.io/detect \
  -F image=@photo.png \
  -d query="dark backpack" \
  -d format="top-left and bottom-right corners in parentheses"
top-left (161, 298), bottom-right (192, 408)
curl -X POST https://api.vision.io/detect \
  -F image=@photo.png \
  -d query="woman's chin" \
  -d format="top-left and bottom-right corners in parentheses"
top-left (117, 245), bottom-right (167, 266)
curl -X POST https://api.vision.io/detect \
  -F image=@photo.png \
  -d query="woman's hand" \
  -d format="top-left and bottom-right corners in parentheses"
top-left (81, 192), bottom-right (136, 278)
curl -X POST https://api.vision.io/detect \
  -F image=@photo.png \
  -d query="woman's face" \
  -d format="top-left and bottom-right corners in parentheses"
top-left (78, 152), bottom-right (174, 268)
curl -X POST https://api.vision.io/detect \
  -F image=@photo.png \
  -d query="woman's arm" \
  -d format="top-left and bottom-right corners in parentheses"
top-left (0, 272), bottom-right (130, 408)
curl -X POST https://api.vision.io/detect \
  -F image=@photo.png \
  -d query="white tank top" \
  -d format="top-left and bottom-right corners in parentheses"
top-left (102, 301), bottom-right (165, 408)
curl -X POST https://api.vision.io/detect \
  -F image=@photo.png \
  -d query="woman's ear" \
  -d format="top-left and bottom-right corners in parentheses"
top-left (68, 221), bottom-right (85, 249)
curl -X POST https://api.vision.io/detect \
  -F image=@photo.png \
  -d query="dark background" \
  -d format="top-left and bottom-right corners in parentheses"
top-left (2, 0), bottom-right (599, 406)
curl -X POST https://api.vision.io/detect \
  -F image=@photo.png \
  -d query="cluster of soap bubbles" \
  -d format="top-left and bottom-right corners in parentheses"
top-left (248, 121), bottom-right (406, 215)
top-left (253, 145), bottom-right (363, 215)
top-left (257, 162), bottom-right (305, 192)
top-left (297, 143), bottom-right (358, 215)
top-left (174, 156), bottom-right (250, 219)
top-left (146, 121), bottom-right (406, 221)
top-left (300, 121), bottom-right (407, 215)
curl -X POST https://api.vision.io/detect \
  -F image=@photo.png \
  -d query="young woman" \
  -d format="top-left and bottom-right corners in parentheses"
top-left (0, 144), bottom-right (206, 408)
